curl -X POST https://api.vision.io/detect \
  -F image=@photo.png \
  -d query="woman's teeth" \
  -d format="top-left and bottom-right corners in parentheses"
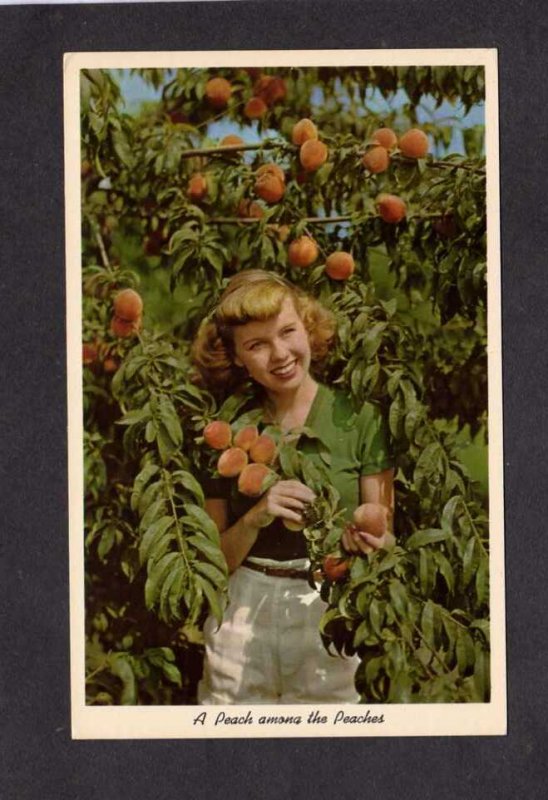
top-left (272, 361), bottom-right (296, 376)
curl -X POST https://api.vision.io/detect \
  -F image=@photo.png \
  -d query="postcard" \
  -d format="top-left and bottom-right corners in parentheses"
top-left (65, 47), bottom-right (504, 738)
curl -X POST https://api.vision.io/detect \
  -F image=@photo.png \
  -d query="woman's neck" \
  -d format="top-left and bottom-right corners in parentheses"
top-left (264, 375), bottom-right (319, 431)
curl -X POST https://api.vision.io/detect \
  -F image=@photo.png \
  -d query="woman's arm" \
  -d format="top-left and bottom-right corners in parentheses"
top-left (342, 467), bottom-right (396, 555)
top-left (205, 479), bottom-right (316, 573)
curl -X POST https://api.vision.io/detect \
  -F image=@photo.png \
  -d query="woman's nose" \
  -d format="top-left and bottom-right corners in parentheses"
top-left (270, 338), bottom-right (289, 362)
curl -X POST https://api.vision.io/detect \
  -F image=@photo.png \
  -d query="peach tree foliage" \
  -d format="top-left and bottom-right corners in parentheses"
top-left (81, 65), bottom-right (488, 704)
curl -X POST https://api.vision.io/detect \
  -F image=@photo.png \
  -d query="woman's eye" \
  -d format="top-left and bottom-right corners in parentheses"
top-left (282, 327), bottom-right (296, 336)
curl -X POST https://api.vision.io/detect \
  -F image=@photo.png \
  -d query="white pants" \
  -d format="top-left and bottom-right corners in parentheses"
top-left (198, 558), bottom-right (359, 704)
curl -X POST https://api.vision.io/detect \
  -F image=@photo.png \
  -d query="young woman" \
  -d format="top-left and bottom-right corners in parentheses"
top-left (192, 269), bottom-right (394, 704)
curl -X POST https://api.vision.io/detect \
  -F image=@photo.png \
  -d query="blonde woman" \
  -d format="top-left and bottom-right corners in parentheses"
top-left (192, 270), bottom-right (394, 704)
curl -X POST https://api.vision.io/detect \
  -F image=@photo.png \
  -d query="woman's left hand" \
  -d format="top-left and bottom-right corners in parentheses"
top-left (341, 523), bottom-right (395, 555)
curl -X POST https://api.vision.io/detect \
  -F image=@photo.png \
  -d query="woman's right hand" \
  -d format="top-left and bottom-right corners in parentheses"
top-left (246, 480), bottom-right (316, 529)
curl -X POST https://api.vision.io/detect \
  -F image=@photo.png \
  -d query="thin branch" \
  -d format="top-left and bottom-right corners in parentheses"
top-left (179, 141), bottom-right (292, 159)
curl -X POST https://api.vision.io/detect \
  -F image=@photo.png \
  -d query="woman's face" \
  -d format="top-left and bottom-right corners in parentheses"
top-left (232, 296), bottom-right (312, 395)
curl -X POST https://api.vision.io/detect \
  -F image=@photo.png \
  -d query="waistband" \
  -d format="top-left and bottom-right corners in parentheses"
top-left (242, 559), bottom-right (321, 581)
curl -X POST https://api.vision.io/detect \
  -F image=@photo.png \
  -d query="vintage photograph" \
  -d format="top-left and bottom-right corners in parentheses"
top-left (65, 49), bottom-right (504, 737)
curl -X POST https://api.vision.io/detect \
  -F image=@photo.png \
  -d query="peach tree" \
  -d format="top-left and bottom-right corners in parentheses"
top-left (81, 65), bottom-right (488, 704)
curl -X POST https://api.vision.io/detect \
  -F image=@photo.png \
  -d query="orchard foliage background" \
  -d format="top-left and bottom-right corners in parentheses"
top-left (81, 65), bottom-right (489, 705)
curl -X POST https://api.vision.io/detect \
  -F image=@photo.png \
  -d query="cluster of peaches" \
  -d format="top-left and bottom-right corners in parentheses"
top-left (83, 288), bottom-right (144, 373)
top-left (184, 86), bottom-right (430, 282)
top-left (203, 419), bottom-right (278, 499)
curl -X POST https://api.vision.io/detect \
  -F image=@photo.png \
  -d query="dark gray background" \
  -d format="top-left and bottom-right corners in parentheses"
top-left (1, 1), bottom-right (546, 798)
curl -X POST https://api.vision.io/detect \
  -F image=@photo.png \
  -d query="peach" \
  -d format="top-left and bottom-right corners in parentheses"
top-left (203, 420), bottom-right (232, 450)
top-left (249, 434), bottom-right (277, 465)
top-left (372, 127), bottom-right (398, 150)
top-left (113, 288), bottom-right (143, 322)
top-left (256, 163), bottom-right (285, 184)
top-left (217, 447), bottom-right (249, 477)
top-left (254, 173), bottom-right (285, 204)
top-left (399, 128), bottom-right (429, 159)
top-left (287, 236), bottom-right (319, 268)
top-left (110, 315), bottom-right (141, 338)
top-left (205, 77), bottom-right (232, 109)
top-left (291, 118), bottom-right (318, 146)
top-left (244, 96), bottom-right (268, 119)
top-left (220, 134), bottom-right (244, 148)
top-left (376, 193), bottom-right (407, 224)
top-left (233, 425), bottom-right (260, 451)
top-left (187, 173), bottom-right (207, 202)
top-left (362, 145), bottom-right (390, 174)
top-left (352, 502), bottom-right (389, 538)
top-left (238, 463), bottom-right (275, 497)
top-left (325, 251), bottom-right (355, 281)
top-left (83, 343), bottom-right (98, 365)
top-left (322, 554), bottom-right (350, 581)
top-left (299, 139), bottom-right (328, 172)
top-left (237, 199), bottom-right (264, 219)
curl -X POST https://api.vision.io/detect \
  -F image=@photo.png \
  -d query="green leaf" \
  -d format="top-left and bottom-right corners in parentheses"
top-left (145, 552), bottom-right (181, 609)
top-left (456, 628), bottom-right (475, 674)
top-left (388, 579), bottom-right (409, 619)
top-left (110, 655), bottom-right (137, 705)
top-left (172, 470), bottom-right (205, 505)
top-left (193, 560), bottom-right (228, 588)
top-left (186, 534), bottom-right (226, 570)
top-left (421, 600), bottom-right (436, 646)
top-left (183, 504), bottom-right (221, 543)
top-left (406, 528), bottom-right (452, 550)
top-left (369, 597), bottom-right (383, 637)
top-left (158, 395), bottom-right (183, 447)
top-left (139, 516), bottom-right (175, 565)
top-left (462, 537), bottom-right (478, 588)
top-left (131, 462), bottom-right (160, 512)
top-left (441, 495), bottom-right (463, 533)
top-left (195, 574), bottom-right (225, 626)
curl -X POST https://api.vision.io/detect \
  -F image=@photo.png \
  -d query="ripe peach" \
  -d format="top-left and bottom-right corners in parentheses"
top-left (254, 75), bottom-right (286, 105)
top-left (323, 554), bottom-right (350, 581)
top-left (238, 463), bottom-right (274, 497)
top-left (325, 251), bottom-right (355, 281)
top-left (249, 434), bottom-right (277, 465)
top-left (205, 77), bottom-right (232, 109)
top-left (110, 315), bottom-right (141, 338)
top-left (399, 128), bottom-right (429, 159)
top-left (244, 96), bottom-right (268, 119)
top-left (220, 134), bottom-right (244, 148)
top-left (83, 343), bottom-right (98, 365)
top-left (372, 127), bottom-right (398, 150)
top-left (352, 502), bottom-right (389, 538)
top-left (237, 199), bottom-right (264, 219)
top-left (254, 173), bottom-right (285, 204)
top-left (291, 118), bottom-right (318, 146)
top-left (187, 173), bottom-right (208, 202)
top-left (113, 288), bottom-right (143, 322)
top-left (203, 420), bottom-right (232, 450)
top-left (299, 139), bottom-right (328, 172)
top-left (256, 163), bottom-right (285, 184)
top-left (103, 356), bottom-right (119, 374)
top-left (217, 447), bottom-right (249, 477)
top-left (376, 193), bottom-right (407, 224)
top-left (287, 236), bottom-right (319, 268)
top-left (362, 145), bottom-right (390, 174)
top-left (233, 425), bottom-right (260, 451)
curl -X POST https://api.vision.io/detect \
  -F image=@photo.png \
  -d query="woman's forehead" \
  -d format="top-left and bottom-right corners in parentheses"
top-left (234, 296), bottom-right (299, 339)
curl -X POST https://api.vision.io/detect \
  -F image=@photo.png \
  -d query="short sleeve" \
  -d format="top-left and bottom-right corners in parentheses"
top-left (197, 471), bottom-right (232, 500)
top-left (357, 401), bottom-right (394, 475)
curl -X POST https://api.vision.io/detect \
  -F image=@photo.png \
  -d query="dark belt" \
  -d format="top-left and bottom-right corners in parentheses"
top-left (242, 559), bottom-right (319, 581)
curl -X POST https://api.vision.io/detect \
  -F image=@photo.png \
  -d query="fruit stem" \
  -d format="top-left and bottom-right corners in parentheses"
top-left (88, 216), bottom-right (111, 269)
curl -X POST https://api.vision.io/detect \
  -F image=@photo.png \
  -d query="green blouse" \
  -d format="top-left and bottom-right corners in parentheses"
top-left (205, 383), bottom-right (393, 561)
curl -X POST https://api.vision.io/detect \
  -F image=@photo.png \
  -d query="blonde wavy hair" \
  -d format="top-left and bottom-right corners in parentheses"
top-left (191, 270), bottom-right (336, 392)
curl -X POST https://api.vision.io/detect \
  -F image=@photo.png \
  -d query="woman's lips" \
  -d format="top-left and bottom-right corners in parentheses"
top-left (270, 359), bottom-right (298, 379)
